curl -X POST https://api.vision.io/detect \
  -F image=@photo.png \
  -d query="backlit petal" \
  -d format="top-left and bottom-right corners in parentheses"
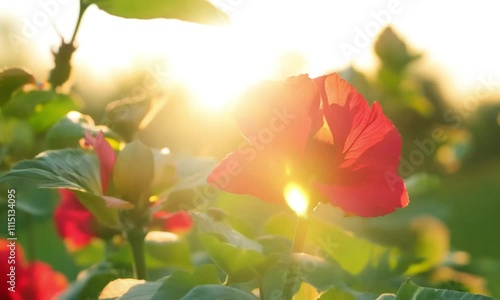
top-left (84, 131), bottom-right (116, 193)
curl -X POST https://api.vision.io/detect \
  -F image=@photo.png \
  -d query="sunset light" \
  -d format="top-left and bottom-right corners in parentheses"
top-left (2, 0), bottom-right (500, 298)
top-left (284, 183), bottom-right (309, 217)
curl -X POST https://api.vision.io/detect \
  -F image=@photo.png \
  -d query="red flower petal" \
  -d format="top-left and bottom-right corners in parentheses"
top-left (316, 174), bottom-right (409, 217)
top-left (0, 239), bottom-right (67, 300)
top-left (209, 75), bottom-right (320, 203)
top-left (153, 211), bottom-right (192, 232)
top-left (210, 73), bottom-right (409, 217)
top-left (208, 142), bottom-right (289, 203)
top-left (235, 75), bottom-right (320, 153)
top-left (18, 262), bottom-right (68, 300)
top-left (0, 239), bottom-right (25, 300)
top-left (314, 73), bottom-right (409, 215)
top-left (315, 73), bottom-right (373, 153)
top-left (84, 131), bottom-right (116, 193)
top-left (54, 189), bottom-right (95, 249)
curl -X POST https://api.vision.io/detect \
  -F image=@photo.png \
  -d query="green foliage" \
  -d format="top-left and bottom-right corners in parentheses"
top-left (59, 262), bottom-right (120, 300)
top-left (14, 186), bottom-right (58, 216)
top-left (264, 213), bottom-right (408, 278)
top-left (374, 27), bottom-right (420, 72)
top-left (192, 211), bottom-right (277, 282)
top-left (291, 253), bottom-right (351, 291)
top-left (143, 231), bottom-right (193, 270)
top-left (151, 265), bottom-right (220, 299)
top-left (0, 149), bottom-right (120, 228)
top-left (156, 157), bottom-right (217, 212)
top-left (394, 280), bottom-right (495, 300)
top-left (180, 285), bottom-right (258, 300)
top-left (90, 0), bottom-right (229, 25)
top-left (113, 140), bottom-right (155, 204)
top-left (46, 112), bottom-right (118, 149)
top-left (28, 94), bottom-right (79, 133)
top-left (100, 279), bottom-right (162, 299)
top-left (2, 90), bottom-right (77, 120)
top-left (317, 287), bottom-right (376, 300)
top-left (0, 68), bottom-right (35, 105)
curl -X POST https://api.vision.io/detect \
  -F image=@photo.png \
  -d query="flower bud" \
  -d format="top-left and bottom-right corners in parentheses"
top-left (113, 140), bottom-right (154, 205)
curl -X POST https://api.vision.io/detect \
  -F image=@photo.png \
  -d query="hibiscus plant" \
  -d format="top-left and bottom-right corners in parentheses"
top-left (0, 1), bottom-right (497, 300)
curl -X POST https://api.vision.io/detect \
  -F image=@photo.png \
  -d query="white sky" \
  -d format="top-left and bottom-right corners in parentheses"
top-left (1, 0), bottom-right (500, 108)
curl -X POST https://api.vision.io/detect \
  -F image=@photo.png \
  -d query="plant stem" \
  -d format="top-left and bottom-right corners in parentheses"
top-left (70, 1), bottom-right (89, 44)
top-left (282, 215), bottom-right (310, 300)
top-left (259, 278), bottom-right (266, 300)
top-left (126, 227), bottom-right (147, 280)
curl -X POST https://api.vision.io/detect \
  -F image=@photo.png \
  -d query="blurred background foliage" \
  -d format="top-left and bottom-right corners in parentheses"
top-left (1, 5), bottom-right (500, 297)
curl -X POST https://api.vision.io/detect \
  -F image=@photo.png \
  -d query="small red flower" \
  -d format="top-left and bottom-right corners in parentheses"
top-left (54, 189), bottom-right (95, 249)
top-left (83, 131), bottom-right (116, 193)
top-left (152, 211), bottom-right (193, 232)
top-left (208, 73), bottom-right (409, 217)
top-left (54, 132), bottom-right (192, 248)
top-left (0, 239), bottom-right (68, 300)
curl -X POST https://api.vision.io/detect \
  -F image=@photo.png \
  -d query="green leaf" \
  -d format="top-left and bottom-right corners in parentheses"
top-left (0, 68), bottom-right (35, 105)
top-left (0, 118), bottom-right (35, 160)
top-left (376, 294), bottom-right (396, 300)
top-left (90, 0), bottom-right (229, 25)
top-left (0, 149), bottom-right (120, 228)
top-left (191, 211), bottom-right (262, 251)
top-left (180, 285), bottom-right (258, 300)
top-left (260, 262), bottom-right (289, 300)
top-left (264, 214), bottom-right (403, 276)
top-left (160, 156), bottom-right (217, 202)
top-left (118, 281), bottom-right (163, 300)
top-left (15, 187), bottom-right (58, 216)
top-left (395, 280), bottom-right (495, 300)
top-left (99, 278), bottom-right (162, 300)
top-left (291, 253), bottom-right (351, 291)
top-left (28, 94), bottom-right (79, 133)
top-left (46, 112), bottom-right (119, 149)
top-left (3, 90), bottom-right (61, 118)
top-left (103, 96), bottom-right (156, 141)
top-left (0, 149), bottom-right (101, 193)
top-left (192, 211), bottom-right (278, 282)
top-left (74, 191), bottom-right (121, 229)
top-left (405, 216), bottom-right (449, 275)
top-left (374, 27), bottom-right (420, 72)
top-left (200, 234), bottom-right (271, 282)
top-left (59, 263), bottom-right (119, 300)
top-left (144, 231), bottom-right (193, 270)
top-left (152, 265), bottom-right (220, 300)
top-left (317, 287), bottom-right (377, 300)
top-left (317, 287), bottom-right (356, 300)
top-left (405, 173), bottom-right (440, 197)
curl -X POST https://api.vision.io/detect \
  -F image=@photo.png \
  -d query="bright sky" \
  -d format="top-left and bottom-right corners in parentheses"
top-left (1, 0), bottom-right (500, 109)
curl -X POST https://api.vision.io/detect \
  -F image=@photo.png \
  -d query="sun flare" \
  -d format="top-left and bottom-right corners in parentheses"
top-left (284, 183), bottom-right (309, 216)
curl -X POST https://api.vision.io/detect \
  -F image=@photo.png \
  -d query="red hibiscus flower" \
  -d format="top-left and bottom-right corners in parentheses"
top-left (208, 73), bottom-right (409, 217)
top-left (54, 189), bottom-right (96, 249)
top-left (0, 239), bottom-right (68, 300)
top-left (54, 132), bottom-right (192, 248)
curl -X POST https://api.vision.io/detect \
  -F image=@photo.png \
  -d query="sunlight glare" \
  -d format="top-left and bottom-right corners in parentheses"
top-left (284, 183), bottom-right (309, 216)
top-left (66, 110), bottom-right (82, 122)
top-left (167, 27), bottom-right (273, 111)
